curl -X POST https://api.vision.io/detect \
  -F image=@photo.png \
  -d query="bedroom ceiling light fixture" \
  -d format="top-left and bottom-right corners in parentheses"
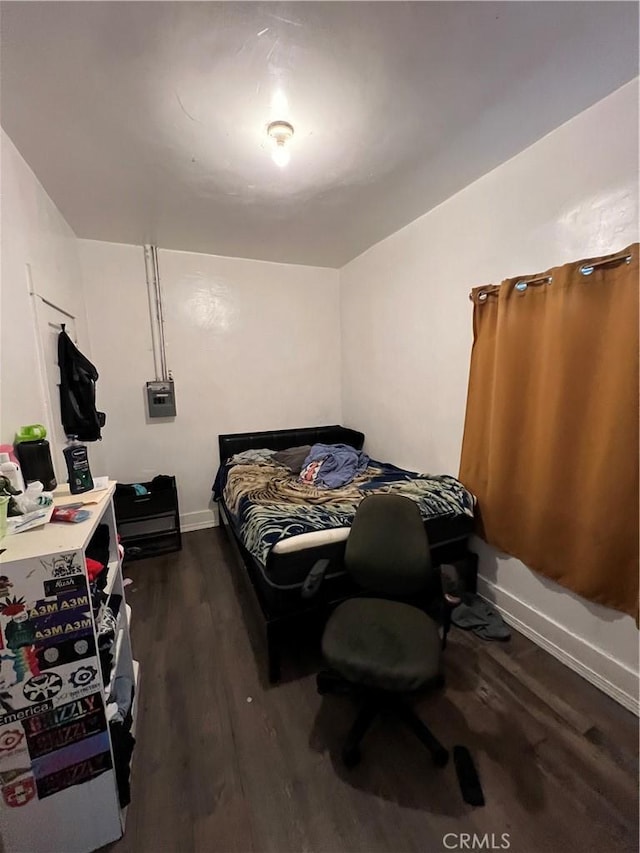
top-left (267, 120), bottom-right (294, 168)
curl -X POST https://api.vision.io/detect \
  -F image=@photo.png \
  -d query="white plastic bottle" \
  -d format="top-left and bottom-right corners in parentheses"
top-left (0, 452), bottom-right (25, 493)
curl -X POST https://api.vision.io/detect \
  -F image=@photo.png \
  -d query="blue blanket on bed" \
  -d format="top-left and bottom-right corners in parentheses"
top-left (300, 443), bottom-right (370, 489)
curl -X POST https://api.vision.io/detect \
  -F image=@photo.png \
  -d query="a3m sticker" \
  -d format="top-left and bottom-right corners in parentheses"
top-left (2, 775), bottom-right (36, 808)
top-left (31, 609), bottom-right (92, 645)
top-left (27, 593), bottom-right (90, 620)
top-left (23, 673), bottom-right (63, 703)
top-left (36, 751), bottom-right (111, 800)
top-left (26, 708), bottom-right (106, 760)
top-left (0, 727), bottom-right (25, 754)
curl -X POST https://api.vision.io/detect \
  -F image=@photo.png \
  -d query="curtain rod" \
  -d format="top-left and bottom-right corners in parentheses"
top-left (579, 251), bottom-right (632, 276)
top-left (469, 249), bottom-right (633, 302)
top-left (513, 274), bottom-right (552, 294)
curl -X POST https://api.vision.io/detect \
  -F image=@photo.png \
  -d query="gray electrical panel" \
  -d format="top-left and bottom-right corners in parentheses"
top-left (146, 380), bottom-right (177, 418)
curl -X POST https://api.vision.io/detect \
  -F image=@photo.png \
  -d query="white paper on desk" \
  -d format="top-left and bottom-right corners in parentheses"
top-left (6, 505), bottom-right (54, 534)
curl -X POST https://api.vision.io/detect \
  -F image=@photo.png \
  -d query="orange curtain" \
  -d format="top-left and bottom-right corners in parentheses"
top-left (460, 245), bottom-right (639, 620)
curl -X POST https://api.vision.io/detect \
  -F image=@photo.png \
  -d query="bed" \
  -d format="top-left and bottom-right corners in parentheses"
top-left (213, 425), bottom-right (477, 682)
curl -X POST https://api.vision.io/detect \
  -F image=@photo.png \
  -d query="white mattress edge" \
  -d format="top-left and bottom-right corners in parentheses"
top-left (271, 527), bottom-right (351, 555)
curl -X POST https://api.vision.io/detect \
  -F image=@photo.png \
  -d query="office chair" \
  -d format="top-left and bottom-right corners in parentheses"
top-left (316, 493), bottom-right (449, 769)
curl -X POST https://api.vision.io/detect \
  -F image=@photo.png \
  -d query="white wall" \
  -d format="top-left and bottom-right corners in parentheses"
top-left (0, 130), bottom-right (103, 480)
top-left (5, 79), bottom-right (637, 710)
top-left (340, 80), bottom-right (640, 712)
top-left (79, 241), bottom-right (342, 530)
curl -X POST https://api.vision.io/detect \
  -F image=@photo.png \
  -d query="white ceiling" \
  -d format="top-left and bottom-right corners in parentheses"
top-left (1, 2), bottom-right (637, 267)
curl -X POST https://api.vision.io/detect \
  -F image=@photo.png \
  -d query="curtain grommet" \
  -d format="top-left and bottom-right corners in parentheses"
top-left (515, 281), bottom-right (528, 293)
top-left (477, 291), bottom-right (488, 303)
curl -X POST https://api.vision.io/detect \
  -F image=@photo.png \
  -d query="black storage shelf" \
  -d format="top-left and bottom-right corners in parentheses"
top-left (115, 476), bottom-right (182, 561)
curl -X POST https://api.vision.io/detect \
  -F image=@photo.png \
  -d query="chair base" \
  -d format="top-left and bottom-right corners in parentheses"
top-left (317, 670), bottom-right (449, 770)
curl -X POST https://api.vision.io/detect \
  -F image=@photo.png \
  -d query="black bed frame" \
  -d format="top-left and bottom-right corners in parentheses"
top-left (216, 425), bottom-right (477, 684)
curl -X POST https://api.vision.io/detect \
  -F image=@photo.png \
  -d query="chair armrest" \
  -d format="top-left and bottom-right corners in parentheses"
top-left (301, 559), bottom-right (331, 599)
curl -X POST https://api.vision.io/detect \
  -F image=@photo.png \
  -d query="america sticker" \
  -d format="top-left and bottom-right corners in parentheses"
top-left (0, 701), bottom-right (53, 725)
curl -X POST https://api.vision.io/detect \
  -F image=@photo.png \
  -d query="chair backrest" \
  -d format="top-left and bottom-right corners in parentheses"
top-left (344, 494), bottom-right (434, 597)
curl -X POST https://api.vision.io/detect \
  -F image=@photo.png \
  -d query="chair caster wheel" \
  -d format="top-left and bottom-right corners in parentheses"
top-left (342, 746), bottom-right (362, 769)
top-left (432, 747), bottom-right (449, 768)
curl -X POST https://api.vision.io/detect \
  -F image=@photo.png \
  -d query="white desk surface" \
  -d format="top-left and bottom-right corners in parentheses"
top-left (0, 481), bottom-right (117, 563)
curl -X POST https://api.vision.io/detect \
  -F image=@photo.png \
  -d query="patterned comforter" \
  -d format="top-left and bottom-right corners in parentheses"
top-left (214, 457), bottom-right (475, 566)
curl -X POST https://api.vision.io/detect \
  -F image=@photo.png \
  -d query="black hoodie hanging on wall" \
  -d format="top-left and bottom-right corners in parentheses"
top-left (58, 328), bottom-right (106, 441)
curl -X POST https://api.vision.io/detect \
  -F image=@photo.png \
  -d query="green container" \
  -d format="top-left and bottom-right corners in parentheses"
top-left (15, 424), bottom-right (47, 443)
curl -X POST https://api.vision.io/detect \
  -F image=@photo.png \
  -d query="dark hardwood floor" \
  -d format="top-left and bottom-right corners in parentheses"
top-left (110, 529), bottom-right (638, 853)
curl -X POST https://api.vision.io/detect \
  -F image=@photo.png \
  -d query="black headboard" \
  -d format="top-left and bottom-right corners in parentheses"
top-left (218, 425), bottom-right (365, 463)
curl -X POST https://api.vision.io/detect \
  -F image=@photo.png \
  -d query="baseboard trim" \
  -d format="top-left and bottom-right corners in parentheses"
top-left (179, 509), bottom-right (218, 533)
top-left (478, 576), bottom-right (639, 716)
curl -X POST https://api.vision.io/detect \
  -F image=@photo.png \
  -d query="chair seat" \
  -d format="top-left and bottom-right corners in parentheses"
top-left (322, 598), bottom-right (442, 692)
